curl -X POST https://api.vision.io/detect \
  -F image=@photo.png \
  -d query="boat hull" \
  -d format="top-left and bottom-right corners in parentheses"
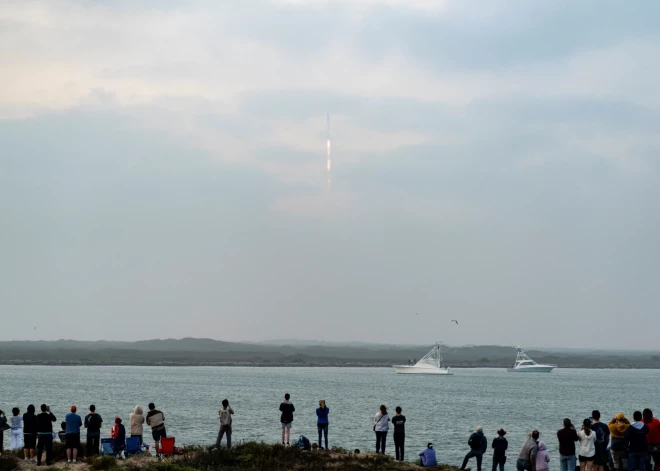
top-left (506, 366), bottom-right (555, 373)
top-left (393, 365), bottom-right (453, 375)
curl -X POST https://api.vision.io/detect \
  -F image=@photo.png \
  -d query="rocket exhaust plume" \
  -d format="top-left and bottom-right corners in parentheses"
top-left (326, 113), bottom-right (331, 189)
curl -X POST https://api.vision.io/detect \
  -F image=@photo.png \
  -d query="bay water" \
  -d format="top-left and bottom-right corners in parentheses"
top-left (1, 366), bottom-right (658, 465)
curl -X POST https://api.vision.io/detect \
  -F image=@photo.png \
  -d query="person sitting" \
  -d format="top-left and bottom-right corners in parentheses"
top-left (110, 418), bottom-right (126, 456)
top-left (419, 443), bottom-right (438, 467)
top-left (58, 422), bottom-right (67, 443)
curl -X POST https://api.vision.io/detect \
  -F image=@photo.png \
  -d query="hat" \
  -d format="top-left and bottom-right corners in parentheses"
top-left (498, 429), bottom-right (507, 436)
top-left (115, 417), bottom-right (122, 424)
top-left (71, 405), bottom-right (77, 413)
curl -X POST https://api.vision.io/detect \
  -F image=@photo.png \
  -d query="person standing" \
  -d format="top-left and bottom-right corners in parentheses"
top-left (643, 409), bottom-right (660, 471)
top-left (129, 406), bottom-right (145, 446)
top-left (35, 404), bottom-right (56, 467)
top-left (110, 418), bottom-right (126, 455)
top-left (373, 405), bottom-right (390, 454)
top-left (65, 405), bottom-right (83, 463)
top-left (10, 408), bottom-right (23, 450)
top-left (22, 404), bottom-right (37, 462)
top-left (217, 399), bottom-right (234, 449)
top-left (625, 411), bottom-right (649, 471)
top-left (462, 426), bottom-right (488, 471)
top-left (558, 419), bottom-right (579, 471)
top-left (517, 431), bottom-right (540, 471)
top-left (85, 405), bottom-right (103, 457)
top-left (419, 443), bottom-right (438, 467)
top-left (591, 411), bottom-right (610, 471)
top-left (609, 413), bottom-right (631, 471)
top-left (492, 429), bottom-right (509, 471)
top-left (146, 403), bottom-right (167, 453)
top-left (279, 394), bottom-right (295, 446)
top-left (0, 410), bottom-right (8, 455)
top-left (536, 441), bottom-right (550, 471)
top-left (391, 406), bottom-right (406, 462)
top-left (316, 400), bottom-right (329, 450)
top-left (578, 419), bottom-right (597, 471)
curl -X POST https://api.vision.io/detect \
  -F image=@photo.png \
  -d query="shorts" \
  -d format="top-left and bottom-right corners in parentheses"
top-left (281, 422), bottom-right (292, 430)
top-left (65, 433), bottom-right (81, 448)
top-left (151, 426), bottom-right (167, 442)
top-left (594, 450), bottom-right (608, 465)
top-left (579, 455), bottom-right (595, 463)
top-left (24, 433), bottom-right (37, 449)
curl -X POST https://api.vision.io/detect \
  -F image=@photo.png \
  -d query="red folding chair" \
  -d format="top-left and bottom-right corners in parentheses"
top-left (160, 437), bottom-right (175, 457)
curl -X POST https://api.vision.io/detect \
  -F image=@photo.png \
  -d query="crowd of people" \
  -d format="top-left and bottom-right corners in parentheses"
top-left (2, 399), bottom-right (660, 469)
top-left (0, 403), bottom-right (167, 466)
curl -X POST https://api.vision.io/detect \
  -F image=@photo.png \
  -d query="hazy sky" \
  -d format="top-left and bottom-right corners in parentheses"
top-left (2, 1), bottom-right (659, 348)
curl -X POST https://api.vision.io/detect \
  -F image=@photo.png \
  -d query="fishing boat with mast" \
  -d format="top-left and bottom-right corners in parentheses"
top-left (393, 343), bottom-right (453, 375)
top-left (507, 347), bottom-right (555, 373)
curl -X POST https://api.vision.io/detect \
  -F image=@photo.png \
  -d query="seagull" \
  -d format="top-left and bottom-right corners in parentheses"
top-left (451, 320), bottom-right (459, 325)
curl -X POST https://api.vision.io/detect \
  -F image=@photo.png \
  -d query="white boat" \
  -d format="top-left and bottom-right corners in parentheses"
top-left (393, 344), bottom-right (453, 375)
top-left (507, 347), bottom-right (555, 373)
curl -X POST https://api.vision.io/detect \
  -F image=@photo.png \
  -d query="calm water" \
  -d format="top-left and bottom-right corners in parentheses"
top-left (1, 366), bottom-right (659, 464)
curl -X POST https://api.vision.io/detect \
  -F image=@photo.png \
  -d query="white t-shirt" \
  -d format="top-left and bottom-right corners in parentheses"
top-left (578, 430), bottom-right (597, 457)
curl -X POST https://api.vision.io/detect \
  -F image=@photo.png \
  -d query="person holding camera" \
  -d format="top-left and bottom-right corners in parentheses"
top-left (608, 412), bottom-right (631, 471)
top-left (36, 404), bottom-right (56, 466)
top-left (0, 409), bottom-right (9, 454)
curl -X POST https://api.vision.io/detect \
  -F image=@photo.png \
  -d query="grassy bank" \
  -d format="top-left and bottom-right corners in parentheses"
top-left (1, 442), bottom-right (460, 471)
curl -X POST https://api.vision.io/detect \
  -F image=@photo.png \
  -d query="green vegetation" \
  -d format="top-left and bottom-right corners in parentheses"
top-left (0, 455), bottom-right (19, 471)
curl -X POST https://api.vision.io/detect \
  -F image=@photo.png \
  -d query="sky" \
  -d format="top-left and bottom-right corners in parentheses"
top-left (1, 1), bottom-right (659, 348)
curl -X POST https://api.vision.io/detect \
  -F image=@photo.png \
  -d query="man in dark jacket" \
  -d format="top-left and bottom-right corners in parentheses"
top-left (492, 429), bottom-right (509, 471)
top-left (36, 404), bottom-right (56, 466)
top-left (22, 405), bottom-right (38, 462)
top-left (85, 405), bottom-right (103, 457)
top-left (461, 426), bottom-right (488, 471)
top-left (625, 411), bottom-right (649, 471)
top-left (557, 419), bottom-right (579, 471)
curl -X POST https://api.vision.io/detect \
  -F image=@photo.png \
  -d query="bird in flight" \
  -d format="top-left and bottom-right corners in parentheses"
top-left (451, 320), bottom-right (459, 325)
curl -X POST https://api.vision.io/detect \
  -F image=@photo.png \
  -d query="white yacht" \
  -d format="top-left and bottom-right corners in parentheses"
top-left (507, 347), bottom-right (555, 373)
top-left (393, 344), bottom-right (453, 375)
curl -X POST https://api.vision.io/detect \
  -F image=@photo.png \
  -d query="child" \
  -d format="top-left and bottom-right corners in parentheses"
top-left (58, 422), bottom-right (67, 444)
top-left (10, 408), bottom-right (23, 450)
top-left (536, 441), bottom-right (550, 471)
top-left (111, 418), bottom-right (126, 456)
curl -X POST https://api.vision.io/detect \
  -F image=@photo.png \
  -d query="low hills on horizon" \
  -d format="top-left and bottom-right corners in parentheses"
top-left (0, 338), bottom-right (659, 368)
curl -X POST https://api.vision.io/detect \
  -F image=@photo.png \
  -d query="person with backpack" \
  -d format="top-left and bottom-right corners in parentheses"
top-left (492, 429), bottom-right (508, 471)
top-left (643, 409), bottom-right (660, 471)
top-left (316, 400), bottom-right (329, 450)
top-left (558, 419), bottom-right (579, 471)
top-left (591, 411), bottom-right (610, 471)
top-left (461, 426), bottom-right (488, 471)
top-left (279, 394), bottom-right (295, 446)
top-left (609, 412), bottom-right (631, 471)
top-left (65, 405), bottom-right (83, 463)
top-left (22, 404), bottom-right (38, 462)
top-left (146, 403), bottom-right (167, 453)
top-left (625, 411), bottom-right (649, 471)
top-left (85, 405), bottom-right (103, 456)
top-left (373, 405), bottom-right (390, 454)
top-left (578, 418), bottom-right (597, 471)
top-left (217, 399), bottom-right (234, 449)
top-left (391, 406), bottom-right (406, 462)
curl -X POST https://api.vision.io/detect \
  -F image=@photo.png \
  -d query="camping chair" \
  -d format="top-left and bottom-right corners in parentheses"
top-left (159, 437), bottom-right (175, 458)
top-left (100, 438), bottom-right (115, 456)
top-left (124, 437), bottom-right (143, 458)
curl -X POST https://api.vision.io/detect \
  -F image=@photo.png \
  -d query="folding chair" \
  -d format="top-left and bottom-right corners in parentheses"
top-left (160, 437), bottom-right (175, 458)
top-left (100, 438), bottom-right (115, 456)
top-left (124, 437), bottom-right (143, 458)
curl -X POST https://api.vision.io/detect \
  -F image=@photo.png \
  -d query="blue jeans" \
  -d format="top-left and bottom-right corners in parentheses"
top-left (560, 455), bottom-right (576, 471)
top-left (317, 424), bottom-right (328, 450)
top-left (462, 450), bottom-right (484, 471)
top-left (517, 459), bottom-right (533, 471)
top-left (628, 452), bottom-right (647, 471)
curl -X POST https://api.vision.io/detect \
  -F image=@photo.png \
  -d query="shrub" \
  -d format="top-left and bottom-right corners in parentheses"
top-left (88, 455), bottom-right (118, 471)
top-left (0, 455), bottom-right (19, 471)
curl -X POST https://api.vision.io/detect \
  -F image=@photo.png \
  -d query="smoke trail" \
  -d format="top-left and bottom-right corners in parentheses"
top-left (326, 113), bottom-right (331, 189)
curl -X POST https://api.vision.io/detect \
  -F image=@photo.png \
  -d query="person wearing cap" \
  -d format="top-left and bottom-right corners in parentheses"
top-left (462, 426), bottom-right (488, 471)
top-left (111, 417), bottom-right (127, 456)
top-left (65, 405), bottom-right (83, 463)
top-left (492, 429), bottom-right (508, 471)
top-left (419, 443), bottom-right (438, 467)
